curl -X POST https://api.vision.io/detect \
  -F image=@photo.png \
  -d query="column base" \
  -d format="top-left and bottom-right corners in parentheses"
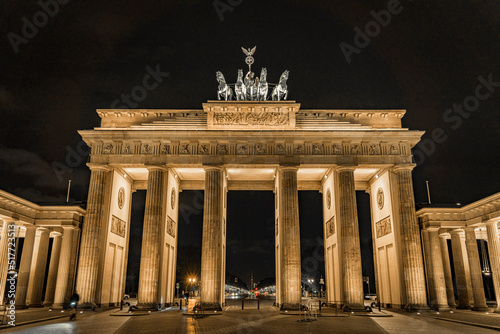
top-left (14, 304), bottom-right (29, 310)
top-left (78, 302), bottom-right (98, 310)
top-left (280, 303), bottom-right (302, 311)
top-left (197, 302), bottom-right (222, 311)
top-left (50, 303), bottom-right (65, 309)
top-left (456, 304), bottom-right (471, 309)
top-left (28, 304), bottom-right (44, 308)
top-left (404, 303), bottom-right (430, 310)
top-left (343, 303), bottom-right (366, 312)
top-left (472, 306), bottom-right (490, 312)
top-left (136, 303), bottom-right (160, 311)
top-left (493, 308), bottom-right (500, 313)
top-left (431, 305), bottom-right (452, 312)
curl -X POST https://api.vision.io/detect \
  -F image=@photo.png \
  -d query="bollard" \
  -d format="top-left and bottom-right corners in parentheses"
top-left (319, 300), bottom-right (321, 312)
top-left (180, 298), bottom-right (182, 310)
top-left (242, 299), bottom-right (245, 310)
top-left (258, 299), bottom-right (260, 310)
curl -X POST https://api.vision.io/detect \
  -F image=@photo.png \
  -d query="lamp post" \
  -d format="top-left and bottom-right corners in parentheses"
top-left (188, 277), bottom-right (197, 296)
top-left (319, 276), bottom-right (324, 299)
top-left (307, 279), bottom-right (314, 298)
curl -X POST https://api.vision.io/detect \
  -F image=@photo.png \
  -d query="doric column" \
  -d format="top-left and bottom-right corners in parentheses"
top-left (450, 231), bottom-right (472, 309)
top-left (200, 167), bottom-right (224, 307)
top-left (76, 165), bottom-right (110, 307)
top-left (28, 228), bottom-right (50, 307)
top-left (393, 166), bottom-right (428, 309)
top-left (278, 167), bottom-right (302, 309)
top-left (0, 220), bottom-right (16, 305)
top-left (439, 234), bottom-right (457, 308)
top-left (43, 233), bottom-right (62, 306)
top-left (65, 228), bottom-right (81, 303)
top-left (464, 227), bottom-right (488, 311)
top-left (428, 229), bottom-right (450, 310)
top-left (337, 167), bottom-right (364, 310)
top-left (486, 221), bottom-right (500, 312)
top-left (53, 227), bottom-right (75, 307)
top-left (137, 166), bottom-right (167, 309)
top-left (15, 225), bottom-right (36, 308)
top-left (421, 230), bottom-right (436, 306)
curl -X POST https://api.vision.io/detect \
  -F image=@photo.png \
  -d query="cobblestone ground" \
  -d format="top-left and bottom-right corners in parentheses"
top-left (3, 307), bottom-right (500, 333)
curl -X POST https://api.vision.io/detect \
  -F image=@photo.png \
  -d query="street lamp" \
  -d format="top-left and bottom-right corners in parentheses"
top-left (307, 279), bottom-right (314, 298)
top-left (188, 277), bottom-right (197, 296)
top-left (319, 276), bottom-right (324, 299)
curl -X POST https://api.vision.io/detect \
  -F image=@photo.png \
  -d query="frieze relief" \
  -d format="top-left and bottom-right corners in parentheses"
top-left (167, 216), bottom-right (176, 238)
top-left (351, 144), bottom-right (361, 154)
top-left (237, 144), bottom-right (249, 155)
top-left (122, 144), bottom-right (132, 154)
top-left (256, 144), bottom-right (266, 155)
top-left (161, 144), bottom-right (171, 154)
top-left (213, 112), bottom-right (290, 126)
top-left (111, 215), bottom-right (126, 238)
top-left (95, 140), bottom-right (411, 158)
top-left (141, 143), bottom-right (153, 154)
top-left (376, 216), bottom-right (392, 238)
top-left (103, 144), bottom-right (114, 154)
top-left (218, 144), bottom-right (228, 155)
top-left (312, 144), bottom-right (323, 155)
top-left (332, 144), bottom-right (343, 155)
top-left (199, 144), bottom-right (210, 155)
top-left (326, 216), bottom-right (335, 238)
top-left (275, 144), bottom-right (285, 154)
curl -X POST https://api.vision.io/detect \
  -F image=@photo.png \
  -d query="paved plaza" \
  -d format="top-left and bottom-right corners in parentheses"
top-left (3, 306), bottom-right (500, 333)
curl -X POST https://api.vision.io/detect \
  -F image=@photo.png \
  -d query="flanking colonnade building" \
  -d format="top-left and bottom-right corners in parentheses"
top-left (0, 100), bottom-right (498, 311)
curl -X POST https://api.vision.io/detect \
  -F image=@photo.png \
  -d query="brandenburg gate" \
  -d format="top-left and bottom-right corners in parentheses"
top-left (73, 48), bottom-right (427, 311)
top-left (75, 98), bottom-right (427, 310)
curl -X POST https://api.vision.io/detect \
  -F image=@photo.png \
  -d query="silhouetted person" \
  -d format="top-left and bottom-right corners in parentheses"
top-left (69, 292), bottom-right (80, 320)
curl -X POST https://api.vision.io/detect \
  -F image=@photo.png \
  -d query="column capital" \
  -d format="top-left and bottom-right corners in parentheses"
top-left (393, 164), bottom-right (416, 173)
top-left (439, 232), bottom-right (451, 239)
top-left (485, 220), bottom-right (499, 227)
top-left (203, 165), bottom-right (224, 172)
top-left (86, 163), bottom-right (111, 172)
top-left (336, 165), bottom-right (356, 173)
top-left (449, 229), bottom-right (465, 236)
top-left (50, 231), bottom-right (63, 238)
top-left (37, 227), bottom-right (51, 235)
top-left (277, 165), bottom-right (298, 172)
top-left (145, 165), bottom-right (168, 172)
top-left (23, 224), bottom-right (37, 230)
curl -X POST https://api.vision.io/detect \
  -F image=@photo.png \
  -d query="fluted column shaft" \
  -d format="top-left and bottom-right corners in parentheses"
top-left (53, 227), bottom-right (74, 307)
top-left (464, 227), bottom-right (488, 311)
top-left (278, 167), bottom-right (302, 307)
top-left (0, 221), bottom-right (16, 305)
top-left (394, 167), bottom-right (427, 308)
top-left (422, 231), bottom-right (436, 305)
top-left (28, 228), bottom-right (50, 307)
top-left (450, 231), bottom-right (472, 308)
top-left (43, 233), bottom-right (62, 306)
top-left (486, 222), bottom-right (500, 311)
top-left (428, 230), bottom-right (450, 310)
top-left (138, 167), bottom-right (166, 308)
top-left (15, 226), bottom-right (36, 308)
top-left (201, 167), bottom-right (224, 305)
top-left (76, 167), bottom-right (109, 306)
top-left (338, 167), bottom-right (364, 309)
top-left (439, 235), bottom-right (457, 308)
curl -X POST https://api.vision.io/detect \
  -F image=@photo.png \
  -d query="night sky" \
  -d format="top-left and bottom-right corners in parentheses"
top-left (1, 1), bottom-right (499, 292)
